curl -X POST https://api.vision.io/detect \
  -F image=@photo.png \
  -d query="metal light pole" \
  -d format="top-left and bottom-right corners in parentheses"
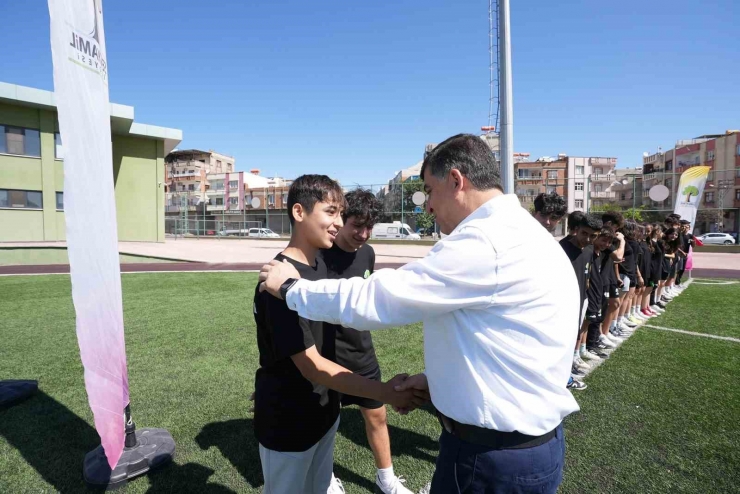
top-left (498, 0), bottom-right (514, 194)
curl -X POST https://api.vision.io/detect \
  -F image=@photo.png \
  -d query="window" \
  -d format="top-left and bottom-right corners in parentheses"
top-left (388, 227), bottom-right (399, 234)
top-left (546, 187), bottom-right (556, 194)
top-left (0, 189), bottom-right (43, 209)
top-left (736, 144), bottom-right (740, 156)
top-left (214, 181), bottom-right (224, 190)
top-left (282, 193), bottom-right (288, 205)
top-left (548, 170), bottom-right (558, 180)
top-left (736, 190), bottom-right (740, 201)
top-left (707, 150), bottom-right (715, 161)
top-left (574, 199), bottom-right (583, 209)
top-left (0, 125), bottom-right (41, 157)
top-left (54, 133), bottom-right (64, 159)
top-left (188, 184), bottom-right (195, 191)
top-left (705, 192), bottom-right (714, 203)
top-left (229, 180), bottom-right (238, 189)
top-left (56, 192), bottom-right (63, 210)
top-left (707, 172), bottom-right (714, 182)
top-left (594, 184), bottom-right (603, 192)
top-left (575, 182), bottom-right (584, 191)
top-left (575, 165), bottom-right (584, 175)
top-left (216, 197), bottom-right (224, 206)
top-left (736, 168), bottom-right (740, 178)
top-left (268, 194), bottom-right (275, 205)
top-left (620, 193), bottom-right (626, 201)
top-left (217, 160), bottom-right (222, 168)
top-left (188, 169), bottom-right (195, 174)
top-left (227, 162), bottom-right (233, 171)
top-left (229, 197), bottom-right (238, 205)
top-left (665, 179), bottom-right (673, 189)
top-left (665, 160), bottom-right (673, 171)
top-left (594, 168), bottom-right (602, 175)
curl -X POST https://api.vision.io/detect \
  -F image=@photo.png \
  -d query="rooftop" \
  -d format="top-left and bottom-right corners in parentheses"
top-left (0, 81), bottom-right (182, 154)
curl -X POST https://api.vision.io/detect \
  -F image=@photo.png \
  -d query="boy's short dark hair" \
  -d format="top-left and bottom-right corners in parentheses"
top-left (533, 192), bottom-right (567, 218)
top-left (602, 211), bottom-right (624, 229)
top-left (679, 219), bottom-right (690, 225)
top-left (622, 220), bottom-right (637, 240)
top-left (567, 211), bottom-right (585, 231)
top-left (420, 134), bottom-right (502, 191)
top-left (287, 174), bottom-right (345, 225)
top-left (582, 213), bottom-right (603, 231)
top-left (598, 227), bottom-right (615, 238)
top-left (343, 189), bottom-right (382, 226)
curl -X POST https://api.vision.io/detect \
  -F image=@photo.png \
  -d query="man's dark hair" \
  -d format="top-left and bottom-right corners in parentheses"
top-left (420, 134), bottom-right (502, 191)
top-left (533, 192), bottom-right (567, 218)
top-left (622, 220), bottom-right (637, 240)
top-left (567, 211), bottom-right (585, 232)
top-left (679, 219), bottom-right (690, 225)
top-left (287, 174), bottom-right (345, 225)
top-left (602, 211), bottom-right (624, 230)
top-left (342, 188), bottom-right (382, 226)
top-left (582, 213), bottom-right (603, 231)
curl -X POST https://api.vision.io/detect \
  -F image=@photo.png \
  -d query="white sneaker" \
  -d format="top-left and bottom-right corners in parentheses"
top-left (574, 357), bottom-right (591, 371)
top-left (606, 332), bottom-right (624, 344)
top-left (622, 318), bottom-right (638, 328)
top-left (329, 474), bottom-right (345, 494)
top-left (376, 474), bottom-right (413, 494)
top-left (581, 348), bottom-right (602, 361)
top-left (599, 335), bottom-right (617, 349)
top-left (418, 482), bottom-right (432, 494)
top-left (651, 305), bottom-right (665, 314)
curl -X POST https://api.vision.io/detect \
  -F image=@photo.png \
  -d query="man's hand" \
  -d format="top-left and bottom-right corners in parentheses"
top-left (379, 373), bottom-right (430, 412)
top-left (258, 259), bottom-right (301, 299)
top-left (391, 373), bottom-right (430, 415)
top-left (615, 232), bottom-right (624, 240)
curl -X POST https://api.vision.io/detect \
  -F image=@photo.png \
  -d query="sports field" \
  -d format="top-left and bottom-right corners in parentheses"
top-left (1, 273), bottom-right (738, 493)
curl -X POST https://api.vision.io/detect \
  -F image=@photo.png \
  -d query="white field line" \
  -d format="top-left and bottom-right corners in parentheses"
top-left (0, 269), bottom-right (260, 277)
top-left (642, 324), bottom-right (740, 343)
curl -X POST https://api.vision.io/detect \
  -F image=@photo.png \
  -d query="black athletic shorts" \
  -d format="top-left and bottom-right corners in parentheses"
top-left (340, 365), bottom-right (383, 410)
top-left (608, 284), bottom-right (620, 298)
top-left (669, 260), bottom-right (678, 277)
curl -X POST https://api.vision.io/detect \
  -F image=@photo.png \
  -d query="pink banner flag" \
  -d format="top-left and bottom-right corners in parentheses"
top-left (685, 245), bottom-right (694, 271)
top-left (49, 0), bottom-right (129, 469)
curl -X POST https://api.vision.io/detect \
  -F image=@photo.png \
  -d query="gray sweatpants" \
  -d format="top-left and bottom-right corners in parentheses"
top-left (259, 417), bottom-right (340, 494)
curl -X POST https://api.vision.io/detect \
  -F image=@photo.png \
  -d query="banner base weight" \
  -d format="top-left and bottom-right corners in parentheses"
top-left (83, 428), bottom-right (175, 490)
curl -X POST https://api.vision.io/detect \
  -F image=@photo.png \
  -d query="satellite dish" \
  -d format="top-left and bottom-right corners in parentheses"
top-left (251, 197), bottom-right (261, 208)
top-left (412, 191), bottom-right (426, 206)
top-left (643, 152), bottom-right (649, 157)
top-left (648, 184), bottom-right (670, 202)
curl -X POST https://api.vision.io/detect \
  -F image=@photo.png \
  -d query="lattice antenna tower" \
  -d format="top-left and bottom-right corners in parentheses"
top-left (486, 0), bottom-right (501, 134)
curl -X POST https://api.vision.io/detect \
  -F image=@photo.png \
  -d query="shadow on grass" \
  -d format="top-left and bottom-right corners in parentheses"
top-left (338, 405), bottom-right (440, 465)
top-left (0, 390), bottom-right (233, 493)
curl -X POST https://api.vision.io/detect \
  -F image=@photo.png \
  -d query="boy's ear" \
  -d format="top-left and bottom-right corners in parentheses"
top-left (292, 203), bottom-right (305, 224)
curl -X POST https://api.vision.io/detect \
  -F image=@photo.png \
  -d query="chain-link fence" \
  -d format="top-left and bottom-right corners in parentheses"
top-left (163, 167), bottom-right (740, 242)
top-left (515, 167), bottom-right (740, 240)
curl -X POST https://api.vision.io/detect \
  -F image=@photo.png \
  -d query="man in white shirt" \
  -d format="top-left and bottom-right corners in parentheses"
top-left (259, 134), bottom-right (580, 493)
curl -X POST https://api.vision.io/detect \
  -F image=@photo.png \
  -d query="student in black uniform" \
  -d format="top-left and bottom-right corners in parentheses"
top-left (320, 189), bottom-right (413, 494)
top-left (253, 175), bottom-right (421, 494)
top-left (648, 224), bottom-right (665, 313)
top-left (600, 213), bottom-right (627, 341)
top-left (637, 224), bottom-right (656, 318)
top-left (585, 227), bottom-right (616, 359)
top-left (615, 221), bottom-right (641, 330)
top-left (676, 220), bottom-right (694, 286)
top-left (560, 212), bottom-right (600, 387)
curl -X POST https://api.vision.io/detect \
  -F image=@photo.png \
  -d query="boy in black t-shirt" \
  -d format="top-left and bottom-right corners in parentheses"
top-left (532, 191), bottom-right (568, 233)
top-left (600, 212), bottom-right (627, 341)
top-left (585, 227), bottom-right (616, 358)
top-left (560, 212), bottom-right (600, 384)
top-left (253, 175), bottom-right (421, 494)
top-left (320, 189), bottom-right (412, 494)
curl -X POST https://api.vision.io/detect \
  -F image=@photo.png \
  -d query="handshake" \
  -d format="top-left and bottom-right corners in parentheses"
top-left (381, 373), bottom-right (430, 415)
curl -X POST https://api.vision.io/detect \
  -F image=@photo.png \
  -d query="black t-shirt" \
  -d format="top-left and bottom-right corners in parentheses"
top-left (559, 237), bottom-right (592, 303)
top-left (638, 241), bottom-right (651, 280)
top-left (253, 254), bottom-right (339, 452)
top-left (319, 243), bottom-right (378, 373)
top-left (650, 240), bottom-right (664, 277)
top-left (682, 233), bottom-right (694, 253)
top-left (587, 249), bottom-right (604, 312)
top-left (619, 240), bottom-right (637, 278)
top-left (601, 246), bottom-right (617, 289)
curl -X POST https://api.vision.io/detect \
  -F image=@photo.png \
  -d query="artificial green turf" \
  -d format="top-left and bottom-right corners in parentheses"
top-left (648, 280), bottom-right (740, 339)
top-left (0, 248), bottom-right (178, 266)
top-left (1, 273), bottom-right (739, 493)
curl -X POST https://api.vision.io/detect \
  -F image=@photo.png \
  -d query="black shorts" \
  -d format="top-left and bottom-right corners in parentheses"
top-left (608, 284), bottom-right (620, 298)
top-left (340, 365), bottom-right (383, 410)
top-left (668, 260), bottom-right (678, 277)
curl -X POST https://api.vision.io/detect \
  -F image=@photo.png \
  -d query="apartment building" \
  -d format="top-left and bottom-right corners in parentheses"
top-left (514, 155), bottom-right (567, 206)
top-left (567, 156), bottom-right (618, 212)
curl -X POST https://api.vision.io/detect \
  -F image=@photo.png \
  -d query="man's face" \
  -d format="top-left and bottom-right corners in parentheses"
top-left (533, 212), bottom-right (562, 232)
top-left (682, 224), bottom-right (690, 233)
top-left (594, 235), bottom-right (612, 252)
top-left (298, 200), bottom-right (344, 249)
top-left (336, 215), bottom-right (373, 251)
top-left (423, 172), bottom-right (455, 234)
top-left (573, 226), bottom-right (597, 249)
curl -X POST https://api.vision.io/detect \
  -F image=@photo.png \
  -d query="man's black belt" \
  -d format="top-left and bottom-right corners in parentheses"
top-left (437, 412), bottom-right (557, 450)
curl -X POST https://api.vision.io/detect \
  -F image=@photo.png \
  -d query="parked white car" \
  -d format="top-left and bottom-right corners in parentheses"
top-left (697, 232), bottom-right (736, 245)
top-left (248, 228), bottom-right (280, 238)
top-left (371, 222), bottom-right (421, 240)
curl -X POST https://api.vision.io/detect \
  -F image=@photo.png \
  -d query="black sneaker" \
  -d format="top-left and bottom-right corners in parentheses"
top-left (567, 378), bottom-right (587, 391)
top-left (587, 347), bottom-right (610, 359)
top-left (657, 302), bottom-right (668, 309)
top-left (571, 364), bottom-right (586, 377)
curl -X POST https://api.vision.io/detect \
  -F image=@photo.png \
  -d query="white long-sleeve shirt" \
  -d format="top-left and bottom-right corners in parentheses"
top-left (286, 194), bottom-right (580, 435)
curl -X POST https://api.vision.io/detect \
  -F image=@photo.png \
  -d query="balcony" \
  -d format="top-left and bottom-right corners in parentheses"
top-left (590, 174), bottom-right (615, 182)
top-left (517, 195), bottom-right (536, 203)
top-left (642, 173), bottom-right (657, 182)
top-left (591, 191), bottom-right (616, 199)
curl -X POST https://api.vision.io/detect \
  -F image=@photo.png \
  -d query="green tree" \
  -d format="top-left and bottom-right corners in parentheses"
top-left (682, 185), bottom-right (699, 202)
top-left (401, 179), bottom-right (436, 232)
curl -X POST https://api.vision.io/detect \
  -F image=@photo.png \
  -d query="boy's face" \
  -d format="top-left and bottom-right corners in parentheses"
top-left (533, 212), bottom-right (561, 232)
top-left (337, 215), bottom-right (373, 251)
top-left (594, 235), bottom-right (612, 252)
top-left (295, 200), bottom-right (344, 249)
top-left (573, 226), bottom-right (597, 249)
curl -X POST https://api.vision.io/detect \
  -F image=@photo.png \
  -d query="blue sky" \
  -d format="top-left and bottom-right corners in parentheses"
top-left (2, 0), bottom-right (738, 185)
